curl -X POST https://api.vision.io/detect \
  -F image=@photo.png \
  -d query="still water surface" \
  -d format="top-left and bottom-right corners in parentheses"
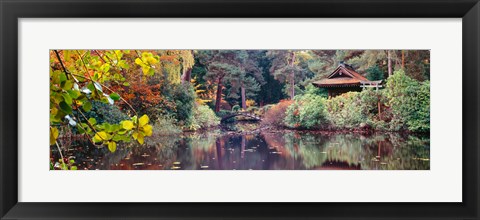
top-left (60, 129), bottom-right (430, 170)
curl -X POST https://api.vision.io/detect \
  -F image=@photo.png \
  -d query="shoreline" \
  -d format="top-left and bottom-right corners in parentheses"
top-left (164, 120), bottom-right (430, 138)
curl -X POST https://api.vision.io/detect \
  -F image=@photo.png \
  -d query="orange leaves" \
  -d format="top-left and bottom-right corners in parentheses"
top-left (262, 99), bottom-right (294, 127)
top-left (159, 55), bottom-right (176, 62)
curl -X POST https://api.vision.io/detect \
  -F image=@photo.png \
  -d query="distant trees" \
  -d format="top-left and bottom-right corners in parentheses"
top-left (191, 49), bottom-right (430, 113)
top-left (267, 50), bottom-right (308, 99)
top-left (197, 50), bottom-right (264, 112)
top-left (199, 50), bottom-right (243, 112)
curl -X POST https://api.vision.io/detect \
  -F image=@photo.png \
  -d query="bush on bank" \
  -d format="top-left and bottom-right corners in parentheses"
top-left (262, 70), bottom-right (430, 133)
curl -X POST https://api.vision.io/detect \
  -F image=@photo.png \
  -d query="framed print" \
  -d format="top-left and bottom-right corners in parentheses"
top-left (1, 0), bottom-right (479, 219)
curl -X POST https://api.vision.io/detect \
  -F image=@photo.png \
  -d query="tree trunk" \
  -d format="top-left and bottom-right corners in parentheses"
top-left (401, 50), bottom-right (405, 69)
top-left (387, 50), bottom-right (392, 77)
top-left (241, 86), bottom-right (246, 110)
top-left (181, 50), bottom-right (194, 83)
top-left (290, 51), bottom-right (296, 99)
top-left (181, 68), bottom-right (192, 83)
top-left (214, 77), bottom-right (223, 112)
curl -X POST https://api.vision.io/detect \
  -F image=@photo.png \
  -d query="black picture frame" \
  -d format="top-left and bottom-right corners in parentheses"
top-left (1, 0), bottom-right (479, 219)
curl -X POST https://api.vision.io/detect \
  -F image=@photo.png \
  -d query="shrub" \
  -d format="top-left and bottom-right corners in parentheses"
top-left (284, 94), bottom-right (327, 129)
top-left (231, 105), bottom-right (241, 112)
top-left (193, 105), bottom-right (220, 129)
top-left (385, 70), bottom-right (430, 132)
top-left (152, 115), bottom-right (182, 136)
top-left (83, 100), bottom-right (129, 125)
top-left (304, 84), bottom-right (328, 98)
top-left (358, 88), bottom-right (382, 118)
top-left (262, 99), bottom-right (294, 127)
top-left (325, 92), bottom-right (366, 129)
top-left (172, 83), bottom-right (196, 127)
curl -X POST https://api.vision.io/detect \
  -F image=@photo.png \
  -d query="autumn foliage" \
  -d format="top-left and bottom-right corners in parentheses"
top-left (262, 99), bottom-right (294, 127)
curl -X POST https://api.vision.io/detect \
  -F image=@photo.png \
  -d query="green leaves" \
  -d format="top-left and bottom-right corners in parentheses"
top-left (62, 93), bottom-right (72, 105)
top-left (82, 101), bottom-right (92, 112)
top-left (59, 101), bottom-right (72, 114)
top-left (109, 93), bottom-right (120, 101)
top-left (59, 72), bottom-right (67, 83)
top-left (67, 90), bottom-right (80, 99)
top-left (100, 63), bottom-right (111, 73)
top-left (88, 117), bottom-right (97, 125)
top-left (62, 80), bottom-right (73, 90)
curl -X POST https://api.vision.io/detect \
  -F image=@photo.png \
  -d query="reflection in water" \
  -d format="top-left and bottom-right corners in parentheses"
top-left (55, 130), bottom-right (430, 170)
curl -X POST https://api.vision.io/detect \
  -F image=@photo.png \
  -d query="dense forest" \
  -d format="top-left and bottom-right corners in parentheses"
top-left (50, 50), bottom-right (430, 170)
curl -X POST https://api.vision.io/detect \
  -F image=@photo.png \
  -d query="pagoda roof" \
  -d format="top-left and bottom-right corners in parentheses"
top-left (312, 64), bottom-right (368, 88)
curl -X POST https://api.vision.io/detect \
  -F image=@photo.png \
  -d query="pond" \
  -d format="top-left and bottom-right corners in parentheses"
top-left (54, 126), bottom-right (430, 170)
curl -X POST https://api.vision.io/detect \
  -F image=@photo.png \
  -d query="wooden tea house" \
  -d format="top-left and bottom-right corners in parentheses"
top-left (312, 62), bottom-right (382, 97)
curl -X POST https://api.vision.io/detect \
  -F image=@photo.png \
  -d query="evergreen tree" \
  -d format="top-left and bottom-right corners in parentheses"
top-left (366, 65), bottom-right (385, 81)
top-left (267, 50), bottom-right (309, 99)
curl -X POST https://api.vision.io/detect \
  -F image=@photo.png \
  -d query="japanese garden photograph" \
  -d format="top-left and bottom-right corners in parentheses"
top-left (49, 49), bottom-right (430, 170)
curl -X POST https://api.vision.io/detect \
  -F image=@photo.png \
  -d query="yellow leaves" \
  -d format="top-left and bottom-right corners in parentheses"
top-left (142, 124), bottom-right (153, 136)
top-left (141, 66), bottom-right (152, 76)
top-left (142, 52), bottom-right (159, 65)
top-left (93, 131), bottom-right (109, 143)
top-left (119, 115), bottom-right (152, 145)
top-left (63, 50), bottom-right (71, 62)
top-left (139, 115), bottom-right (149, 127)
top-left (122, 120), bottom-right (134, 130)
top-left (246, 99), bottom-right (256, 107)
top-left (131, 115), bottom-right (152, 144)
top-left (51, 107), bottom-right (58, 116)
top-left (134, 58), bottom-right (143, 65)
top-left (132, 132), bottom-right (144, 144)
top-left (107, 141), bottom-right (117, 153)
top-left (135, 52), bottom-right (159, 76)
top-left (50, 127), bottom-right (59, 145)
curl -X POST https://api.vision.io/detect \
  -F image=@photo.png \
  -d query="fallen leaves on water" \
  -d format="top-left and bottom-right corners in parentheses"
top-left (413, 157), bottom-right (430, 161)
